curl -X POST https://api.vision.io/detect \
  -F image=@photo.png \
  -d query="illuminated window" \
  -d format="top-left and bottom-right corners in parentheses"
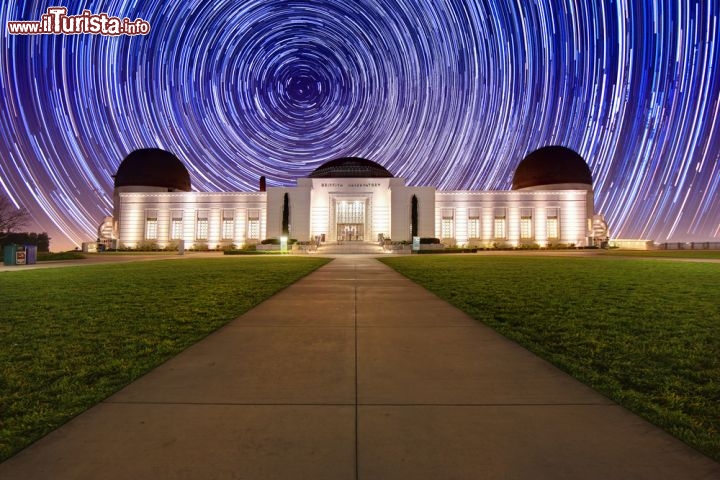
top-left (441, 209), bottom-right (454, 238)
top-left (493, 208), bottom-right (506, 239)
top-left (336, 201), bottom-right (364, 224)
top-left (170, 211), bottom-right (183, 240)
top-left (441, 219), bottom-right (453, 238)
top-left (196, 210), bottom-right (209, 240)
top-left (222, 209), bottom-right (234, 240)
top-left (145, 210), bottom-right (158, 240)
top-left (247, 209), bottom-right (260, 239)
top-left (520, 208), bottom-right (533, 239)
top-left (467, 208), bottom-right (480, 238)
top-left (547, 208), bottom-right (559, 239)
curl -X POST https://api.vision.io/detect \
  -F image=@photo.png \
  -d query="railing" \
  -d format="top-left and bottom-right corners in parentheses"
top-left (659, 242), bottom-right (720, 250)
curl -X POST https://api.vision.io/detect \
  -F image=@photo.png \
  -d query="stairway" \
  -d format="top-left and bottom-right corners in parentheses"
top-left (315, 242), bottom-right (385, 255)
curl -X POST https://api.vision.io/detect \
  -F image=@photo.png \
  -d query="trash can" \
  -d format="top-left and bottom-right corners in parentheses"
top-left (25, 245), bottom-right (37, 264)
top-left (3, 244), bottom-right (17, 266)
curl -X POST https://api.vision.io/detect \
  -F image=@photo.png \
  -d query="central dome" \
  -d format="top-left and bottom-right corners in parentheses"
top-left (114, 148), bottom-right (191, 191)
top-left (512, 146), bottom-right (592, 190)
top-left (308, 157), bottom-right (394, 178)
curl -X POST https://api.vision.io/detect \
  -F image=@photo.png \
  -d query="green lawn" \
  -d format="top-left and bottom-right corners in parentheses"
top-left (600, 249), bottom-right (720, 259)
top-left (84, 251), bottom-right (180, 256)
top-left (37, 251), bottom-right (86, 261)
top-left (379, 255), bottom-right (720, 461)
top-left (0, 256), bottom-right (330, 461)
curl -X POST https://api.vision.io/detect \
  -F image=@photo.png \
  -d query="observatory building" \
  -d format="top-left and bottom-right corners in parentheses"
top-left (103, 146), bottom-right (604, 249)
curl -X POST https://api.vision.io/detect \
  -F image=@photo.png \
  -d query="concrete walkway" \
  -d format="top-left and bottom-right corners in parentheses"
top-left (1, 256), bottom-right (718, 479)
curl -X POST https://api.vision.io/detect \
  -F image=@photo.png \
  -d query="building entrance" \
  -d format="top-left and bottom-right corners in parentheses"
top-left (337, 224), bottom-right (364, 242)
top-left (336, 200), bottom-right (366, 242)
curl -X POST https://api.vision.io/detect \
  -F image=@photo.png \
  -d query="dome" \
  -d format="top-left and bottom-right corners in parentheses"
top-left (114, 148), bottom-right (191, 191)
top-left (512, 146), bottom-right (592, 190)
top-left (308, 157), bottom-right (393, 178)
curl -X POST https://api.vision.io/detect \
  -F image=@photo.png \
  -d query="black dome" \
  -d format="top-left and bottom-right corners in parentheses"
top-left (512, 146), bottom-right (592, 190)
top-left (308, 157), bottom-right (393, 178)
top-left (114, 148), bottom-right (191, 191)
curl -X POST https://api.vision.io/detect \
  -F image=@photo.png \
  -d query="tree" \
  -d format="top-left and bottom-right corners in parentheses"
top-left (282, 192), bottom-right (290, 236)
top-left (1, 232), bottom-right (50, 251)
top-left (0, 193), bottom-right (30, 239)
top-left (411, 194), bottom-right (418, 238)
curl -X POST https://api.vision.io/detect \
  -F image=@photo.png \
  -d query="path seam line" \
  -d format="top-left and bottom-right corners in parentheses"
top-left (354, 260), bottom-right (359, 480)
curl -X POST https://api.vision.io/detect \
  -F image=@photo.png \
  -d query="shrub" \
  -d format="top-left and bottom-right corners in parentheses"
top-left (261, 238), bottom-right (298, 245)
top-left (192, 241), bottom-right (209, 251)
top-left (163, 240), bottom-right (180, 251)
top-left (416, 248), bottom-right (477, 254)
top-left (419, 237), bottom-right (440, 244)
top-left (136, 240), bottom-right (158, 251)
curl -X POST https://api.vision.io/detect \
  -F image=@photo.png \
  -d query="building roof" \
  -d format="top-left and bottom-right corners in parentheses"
top-left (114, 148), bottom-right (192, 191)
top-left (511, 146), bottom-right (592, 189)
top-left (308, 157), bottom-right (394, 178)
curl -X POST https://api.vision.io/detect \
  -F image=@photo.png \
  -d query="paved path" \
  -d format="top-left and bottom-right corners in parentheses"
top-left (1, 256), bottom-right (718, 479)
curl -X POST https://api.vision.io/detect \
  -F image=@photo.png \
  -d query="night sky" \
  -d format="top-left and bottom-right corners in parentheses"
top-left (1, 1), bottom-right (719, 250)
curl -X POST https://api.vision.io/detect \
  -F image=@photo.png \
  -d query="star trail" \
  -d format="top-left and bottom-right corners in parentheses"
top-left (1, 1), bottom-right (718, 249)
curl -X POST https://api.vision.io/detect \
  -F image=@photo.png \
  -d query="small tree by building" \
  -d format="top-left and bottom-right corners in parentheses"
top-left (411, 194), bottom-right (418, 238)
top-left (0, 193), bottom-right (30, 240)
top-left (282, 192), bottom-right (290, 236)
top-left (1, 232), bottom-right (50, 252)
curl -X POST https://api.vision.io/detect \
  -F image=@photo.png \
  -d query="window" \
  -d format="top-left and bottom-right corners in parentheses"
top-left (520, 208), bottom-right (533, 239)
top-left (547, 208), bottom-right (559, 239)
top-left (467, 208), bottom-right (480, 238)
top-left (145, 210), bottom-right (158, 240)
top-left (247, 209), bottom-right (260, 239)
top-left (441, 219), bottom-right (454, 238)
top-left (467, 218), bottom-right (480, 239)
top-left (336, 201), bottom-right (364, 224)
top-left (441, 209), bottom-right (454, 238)
top-left (170, 211), bottom-right (183, 240)
top-left (196, 210), bottom-right (209, 240)
top-left (493, 208), bottom-right (506, 239)
top-left (222, 209), bottom-right (234, 240)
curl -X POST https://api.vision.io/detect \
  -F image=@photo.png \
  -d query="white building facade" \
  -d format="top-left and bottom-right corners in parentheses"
top-left (107, 147), bottom-right (600, 249)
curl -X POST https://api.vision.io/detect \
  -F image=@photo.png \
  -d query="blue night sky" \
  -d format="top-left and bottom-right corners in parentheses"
top-left (1, 1), bottom-right (719, 249)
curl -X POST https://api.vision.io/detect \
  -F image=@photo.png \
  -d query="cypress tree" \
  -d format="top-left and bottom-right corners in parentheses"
top-left (411, 194), bottom-right (418, 238)
top-left (282, 192), bottom-right (290, 236)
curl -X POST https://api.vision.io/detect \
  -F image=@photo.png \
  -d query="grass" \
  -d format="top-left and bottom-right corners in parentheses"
top-left (37, 251), bottom-right (86, 261)
top-left (0, 256), bottom-right (330, 462)
top-left (85, 251), bottom-right (179, 256)
top-left (379, 255), bottom-right (720, 461)
top-left (600, 249), bottom-right (720, 259)
top-left (224, 250), bottom-right (288, 255)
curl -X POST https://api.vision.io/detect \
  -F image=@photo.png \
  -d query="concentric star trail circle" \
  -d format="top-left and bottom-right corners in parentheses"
top-left (1, 1), bottom-right (718, 248)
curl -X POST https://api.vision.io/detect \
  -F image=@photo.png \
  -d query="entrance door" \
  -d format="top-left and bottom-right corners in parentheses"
top-left (336, 201), bottom-right (365, 242)
top-left (337, 223), bottom-right (364, 242)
